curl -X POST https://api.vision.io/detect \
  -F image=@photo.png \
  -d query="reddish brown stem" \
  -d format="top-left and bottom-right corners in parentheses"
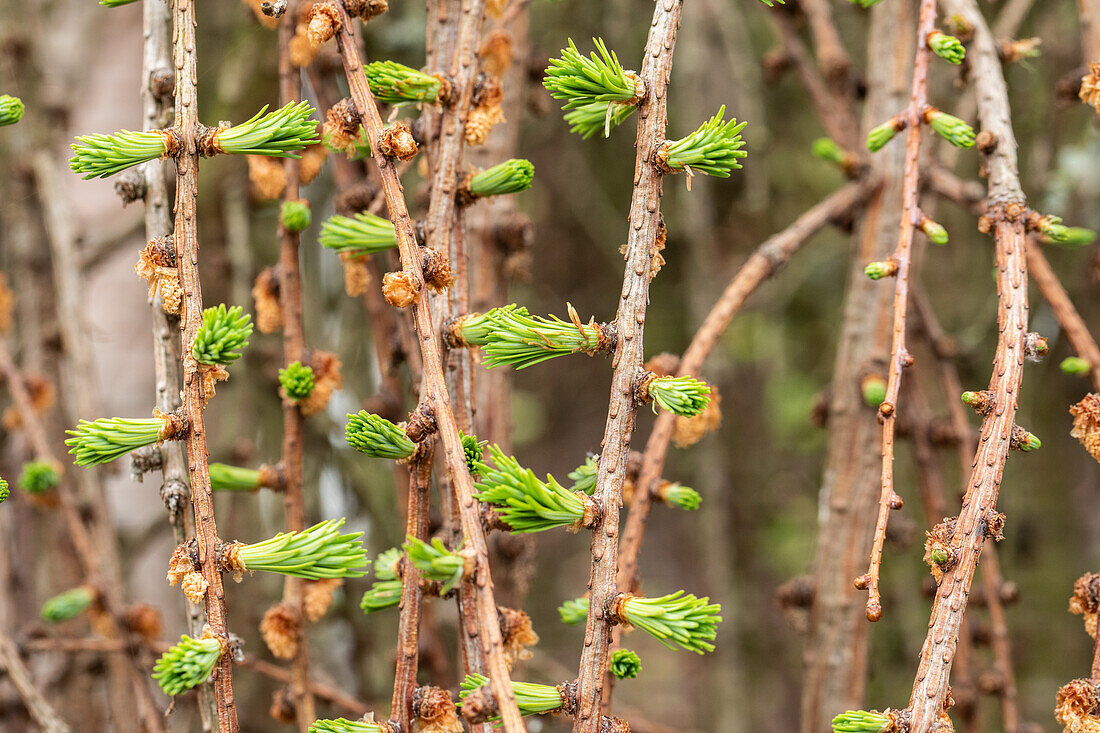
top-left (171, 0), bottom-right (238, 728)
top-left (573, 2), bottom-right (683, 729)
top-left (332, 5), bottom-right (524, 729)
top-left (861, 0), bottom-right (938, 623)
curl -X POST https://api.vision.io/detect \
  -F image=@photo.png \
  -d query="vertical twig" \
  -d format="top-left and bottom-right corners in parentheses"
top-left (0, 631), bottom-right (71, 733)
top-left (572, 2), bottom-right (683, 730)
top-left (171, 0), bottom-right (239, 728)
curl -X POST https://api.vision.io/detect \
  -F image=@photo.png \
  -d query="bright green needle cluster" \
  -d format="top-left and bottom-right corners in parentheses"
top-left (645, 376), bottom-right (711, 417)
top-left (345, 411), bottom-right (417, 460)
top-left (1062, 356), bottom-right (1092, 376)
top-left (661, 483), bottom-right (702, 511)
top-left (866, 120), bottom-right (901, 153)
top-left (100, 0), bottom-right (141, 6)
top-left (319, 212), bottom-right (398, 256)
top-left (1046, 226), bottom-right (1097, 246)
top-left (609, 649), bottom-right (642, 679)
top-left (0, 95), bottom-right (24, 126)
top-left (280, 200), bottom-right (312, 232)
top-left (659, 106), bottom-right (747, 178)
top-left (468, 159), bottom-right (535, 198)
top-left (567, 455), bottom-right (598, 495)
top-left (69, 129), bottom-right (171, 179)
top-left (152, 634), bottom-right (223, 696)
top-left (1017, 431), bottom-right (1041, 452)
top-left (618, 591), bottom-right (721, 654)
top-left (363, 61), bottom-right (444, 105)
top-left (474, 445), bottom-right (589, 533)
top-left (812, 137), bottom-right (847, 166)
top-left (279, 361), bottom-right (316, 401)
top-left (234, 518), bottom-right (369, 579)
top-left (462, 432), bottom-right (487, 477)
top-left (209, 463), bottom-right (262, 491)
top-left (214, 101), bottom-right (318, 157)
top-left (65, 416), bottom-right (168, 466)
top-left (404, 536), bottom-right (465, 593)
top-left (41, 587), bottom-right (94, 622)
top-left (309, 719), bottom-right (386, 733)
top-left (18, 460), bottom-right (60, 494)
top-left (558, 596), bottom-right (589, 625)
top-left (0, 477), bottom-right (7, 504)
top-left (921, 219), bottom-right (949, 246)
top-left (463, 304), bottom-right (610, 369)
top-left (864, 261), bottom-right (896, 280)
top-left (544, 39), bottom-right (641, 139)
top-left (360, 547), bottom-right (403, 614)
top-left (831, 710), bottom-right (892, 732)
top-left (192, 305), bottom-right (253, 366)
top-left (459, 673), bottom-right (564, 717)
top-left (925, 109), bottom-right (975, 148)
top-left (929, 31), bottom-right (966, 64)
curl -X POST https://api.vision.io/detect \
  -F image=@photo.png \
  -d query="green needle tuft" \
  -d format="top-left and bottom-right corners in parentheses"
top-left (0, 477), bottom-right (7, 504)
top-left (467, 304), bottom-right (611, 370)
top-left (558, 597), bottom-right (590, 625)
top-left (70, 129), bottom-right (171, 179)
top-left (616, 591), bottom-right (722, 654)
top-left (213, 101), bottom-right (318, 157)
top-left (474, 445), bottom-right (591, 533)
top-left (192, 304), bottom-right (253, 366)
top-left (18, 460), bottom-right (60, 494)
top-left (360, 579), bottom-right (402, 614)
top-left (363, 61), bottom-right (444, 105)
top-left (609, 648), bottom-right (642, 679)
top-left (468, 159), bottom-right (535, 198)
top-left (644, 375), bottom-right (711, 417)
top-left (152, 634), bottom-right (223, 696)
top-left (1062, 356), bottom-right (1092, 376)
top-left (812, 137), bottom-right (848, 167)
top-left (209, 463), bottom-right (262, 491)
top-left (866, 119), bottom-right (901, 153)
top-left (462, 432), bottom-right (487, 477)
top-left (661, 483), bottom-right (702, 511)
top-left (404, 536), bottom-right (466, 593)
top-left (279, 361), bottom-right (316, 401)
top-left (544, 38), bottom-right (641, 139)
top-left (831, 710), bottom-right (892, 732)
top-left (41, 586), bottom-right (95, 622)
top-left (562, 100), bottom-right (636, 139)
top-left (232, 518), bottom-right (369, 579)
top-left (319, 212), bottom-right (399, 256)
top-left (568, 455), bottom-right (598, 495)
top-left (658, 106), bottom-right (747, 178)
top-left (928, 31), bottom-right (966, 64)
top-left (0, 95), bottom-right (25, 127)
top-left (66, 415), bottom-right (177, 466)
top-left (280, 200), bottom-right (312, 232)
top-left (459, 673), bottom-right (564, 717)
top-left (309, 719), bottom-right (386, 733)
top-left (345, 411), bottom-right (417, 460)
top-left (924, 108), bottom-right (975, 148)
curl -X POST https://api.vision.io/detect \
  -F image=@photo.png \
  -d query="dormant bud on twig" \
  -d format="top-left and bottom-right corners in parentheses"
top-left (474, 445), bottom-right (599, 533)
top-left (345, 411), bottom-right (417, 460)
top-left (608, 649), bottom-right (642, 679)
top-left (922, 107), bottom-right (976, 148)
top-left (66, 411), bottom-right (188, 466)
top-left (222, 518), bottom-right (369, 579)
top-left (319, 212), bottom-right (398, 256)
top-left (363, 60), bottom-right (448, 105)
top-left (404, 536), bottom-right (468, 593)
top-left (543, 38), bottom-right (644, 139)
top-left (655, 106), bottom-right (748, 178)
top-left (152, 632), bottom-right (225, 696)
top-left (40, 586), bottom-right (95, 623)
top-left (611, 591), bottom-right (722, 654)
top-left (0, 95), bottom-right (24, 126)
top-left (279, 361), bottom-right (316, 401)
top-left (459, 673), bottom-right (564, 717)
top-left (927, 30), bottom-right (966, 64)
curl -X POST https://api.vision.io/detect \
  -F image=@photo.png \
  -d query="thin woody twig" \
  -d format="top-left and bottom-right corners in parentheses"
top-left (907, 0), bottom-right (1030, 728)
top-left (171, 0), bottom-right (238, 727)
top-left (573, 2), bottom-right (684, 730)
top-left (0, 630), bottom-right (71, 733)
top-left (859, 0), bottom-right (938, 623)
top-left (331, 4), bottom-right (525, 729)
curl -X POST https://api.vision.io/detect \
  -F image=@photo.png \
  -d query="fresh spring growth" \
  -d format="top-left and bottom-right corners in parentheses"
top-left (928, 30), bottom-right (966, 64)
top-left (563, 100), bottom-right (636, 139)
top-left (66, 414), bottom-right (182, 466)
top-left (209, 463), bottom-right (263, 491)
top-left (70, 129), bottom-right (174, 179)
top-left (404, 536), bottom-right (466, 593)
top-left (1045, 226), bottom-right (1097, 247)
top-left (459, 673), bottom-right (563, 717)
top-left (345, 411), bottom-right (417, 460)
top-left (475, 304), bottom-right (611, 370)
top-left (609, 649), bottom-right (642, 679)
top-left (616, 591), bottom-right (722, 654)
top-left (0, 95), bottom-right (24, 126)
top-left (228, 518), bottom-right (369, 579)
top-left (462, 432), bottom-right (487, 477)
top-left (568, 455), bottom-right (598, 495)
top-left (100, 0), bottom-right (141, 6)
top-left (152, 634), bottom-right (223, 696)
top-left (864, 260), bottom-right (897, 280)
top-left (544, 39), bottom-right (641, 139)
top-left (319, 212), bottom-right (398, 256)
top-left (644, 375), bottom-right (712, 417)
top-left (468, 159), bottom-right (535, 198)
top-left (363, 60), bottom-right (445, 105)
top-left (475, 444), bottom-right (593, 533)
top-left (812, 137), bottom-right (848, 167)
top-left (831, 710), bottom-right (892, 732)
top-left (1062, 356), bottom-right (1093, 376)
top-left (279, 361), bottom-right (316, 401)
top-left (921, 218), bottom-right (949, 246)
top-left (18, 460), bottom-right (60, 494)
top-left (558, 597), bottom-right (590, 625)
top-left (1017, 431), bottom-right (1042, 452)
top-left (0, 477), bottom-right (7, 504)
top-left (280, 200), bottom-right (312, 232)
top-left (212, 101), bottom-right (318, 157)
top-left (360, 579), bottom-right (402, 614)
top-left (309, 719), bottom-right (386, 733)
top-left (924, 108), bottom-right (976, 148)
top-left (847, 0), bottom-right (884, 7)
top-left (192, 305), bottom-right (253, 365)
top-left (41, 587), bottom-right (95, 623)
top-left (657, 106), bottom-right (747, 178)
top-left (661, 483), bottom-right (702, 511)
top-left (374, 547), bottom-right (403, 581)
top-left (861, 375), bottom-right (887, 407)
top-left (866, 119), bottom-right (902, 153)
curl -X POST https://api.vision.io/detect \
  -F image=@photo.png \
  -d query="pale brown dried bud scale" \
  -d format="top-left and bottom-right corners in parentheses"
top-left (378, 122), bottom-right (418, 161)
top-left (382, 270), bottom-right (421, 309)
top-left (307, 3), bottom-right (341, 48)
top-left (260, 602), bottom-right (300, 660)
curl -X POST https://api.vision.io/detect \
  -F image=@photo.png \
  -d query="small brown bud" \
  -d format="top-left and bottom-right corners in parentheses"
top-left (422, 249), bottom-right (456, 293)
top-left (976, 129), bottom-right (997, 153)
top-left (383, 270), bottom-right (421, 308)
top-left (379, 122), bottom-right (418, 161)
top-left (269, 687), bottom-right (297, 724)
top-left (303, 578), bottom-right (343, 622)
top-left (853, 573), bottom-right (871, 590)
top-left (181, 571), bottom-right (209, 605)
top-left (307, 3), bottom-right (341, 48)
top-left (260, 602), bottom-right (300, 660)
